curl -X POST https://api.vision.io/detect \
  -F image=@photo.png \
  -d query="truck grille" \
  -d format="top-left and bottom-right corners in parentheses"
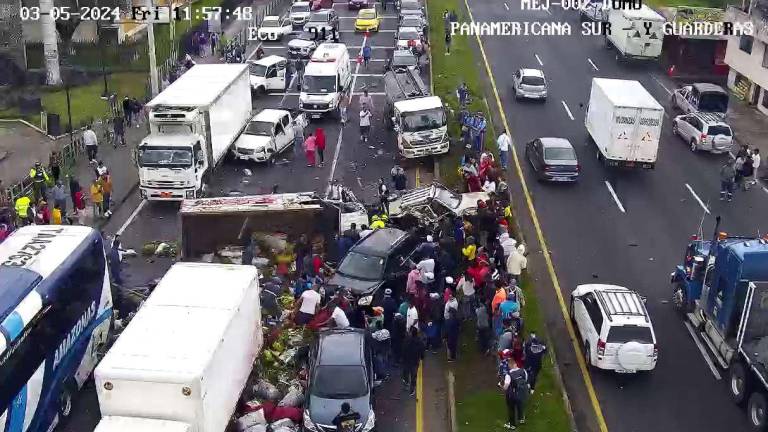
top-left (145, 180), bottom-right (186, 188)
top-left (237, 147), bottom-right (255, 155)
top-left (303, 102), bottom-right (329, 110)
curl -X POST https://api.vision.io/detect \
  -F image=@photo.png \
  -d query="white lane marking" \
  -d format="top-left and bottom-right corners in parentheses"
top-left (116, 200), bottom-right (147, 236)
top-left (685, 183), bottom-right (710, 214)
top-left (504, 2), bottom-right (509, 9)
top-left (535, 54), bottom-right (543, 66)
top-left (561, 100), bottom-right (574, 121)
top-left (587, 58), bottom-right (599, 71)
top-left (650, 74), bottom-right (672, 96)
top-left (329, 33), bottom-right (368, 184)
top-left (684, 321), bottom-right (722, 380)
top-left (604, 180), bottom-right (626, 213)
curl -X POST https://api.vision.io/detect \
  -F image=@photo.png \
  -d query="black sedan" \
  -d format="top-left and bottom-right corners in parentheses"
top-left (524, 137), bottom-right (580, 182)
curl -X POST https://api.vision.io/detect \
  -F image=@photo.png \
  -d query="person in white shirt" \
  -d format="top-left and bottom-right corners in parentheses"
top-left (294, 284), bottom-right (322, 325)
top-left (328, 303), bottom-right (350, 328)
top-left (499, 232), bottom-right (518, 257)
top-left (444, 292), bottom-right (459, 320)
top-left (83, 125), bottom-right (99, 162)
top-left (506, 245), bottom-right (528, 279)
top-left (457, 271), bottom-right (476, 319)
top-left (483, 178), bottom-right (497, 194)
top-left (416, 257), bottom-right (435, 285)
top-left (751, 149), bottom-right (761, 185)
top-left (359, 108), bottom-right (372, 142)
top-left (406, 301), bottom-right (419, 332)
top-left (497, 130), bottom-right (512, 170)
top-left (360, 224), bottom-right (373, 238)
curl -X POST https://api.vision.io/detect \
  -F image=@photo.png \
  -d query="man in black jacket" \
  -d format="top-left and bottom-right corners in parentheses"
top-left (401, 327), bottom-right (425, 396)
top-left (523, 332), bottom-right (548, 394)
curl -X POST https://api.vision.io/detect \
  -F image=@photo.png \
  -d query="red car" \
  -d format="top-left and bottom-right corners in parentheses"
top-left (348, 0), bottom-right (372, 9)
top-left (311, 0), bottom-right (333, 10)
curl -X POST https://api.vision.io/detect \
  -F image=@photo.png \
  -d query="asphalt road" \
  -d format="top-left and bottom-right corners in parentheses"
top-left (467, 1), bottom-right (766, 431)
top-left (57, 2), bottom-right (430, 431)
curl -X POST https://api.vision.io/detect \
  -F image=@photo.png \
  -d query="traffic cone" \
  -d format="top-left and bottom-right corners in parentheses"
top-left (668, 65), bottom-right (676, 77)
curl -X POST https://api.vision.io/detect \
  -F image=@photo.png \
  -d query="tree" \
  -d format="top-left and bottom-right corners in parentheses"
top-left (39, 0), bottom-right (61, 85)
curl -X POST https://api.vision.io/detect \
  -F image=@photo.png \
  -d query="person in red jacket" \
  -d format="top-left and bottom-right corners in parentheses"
top-left (315, 127), bottom-right (326, 167)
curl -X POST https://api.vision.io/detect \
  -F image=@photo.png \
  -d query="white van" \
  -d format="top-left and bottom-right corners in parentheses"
top-left (300, 43), bottom-right (352, 119)
top-left (605, 5), bottom-right (665, 61)
top-left (248, 55), bottom-right (288, 95)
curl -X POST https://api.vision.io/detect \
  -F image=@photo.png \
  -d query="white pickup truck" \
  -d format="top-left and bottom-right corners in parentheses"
top-left (232, 109), bottom-right (307, 163)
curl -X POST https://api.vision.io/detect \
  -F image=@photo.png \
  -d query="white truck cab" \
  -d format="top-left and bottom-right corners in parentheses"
top-left (248, 55), bottom-right (288, 95)
top-left (300, 43), bottom-right (351, 118)
top-left (393, 97), bottom-right (449, 158)
top-left (233, 109), bottom-right (307, 162)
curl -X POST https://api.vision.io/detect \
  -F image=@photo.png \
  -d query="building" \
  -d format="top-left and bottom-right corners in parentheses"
top-left (725, 0), bottom-right (768, 115)
top-left (659, 7), bottom-right (729, 82)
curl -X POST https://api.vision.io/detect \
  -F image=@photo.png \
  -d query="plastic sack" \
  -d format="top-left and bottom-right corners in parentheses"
top-left (269, 419), bottom-right (296, 430)
top-left (270, 406), bottom-right (302, 423)
top-left (243, 426), bottom-right (267, 432)
top-left (277, 384), bottom-right (305, 407)
top-left (236, 411), bottom-right (266, 431)
top-left (253, 379), bottom-right (281, 401)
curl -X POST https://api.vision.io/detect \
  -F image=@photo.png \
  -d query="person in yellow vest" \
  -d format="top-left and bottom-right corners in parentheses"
top-left (29, 162), bottom-right (50, 203)
top-left (370, 215), bottom-right (385, 230)
top-left (14, 195), bottom-right (32, 227)
top-left (51, 204), bottom-right (63, 225)
top-left (90, 178), bottom-right (104, 219)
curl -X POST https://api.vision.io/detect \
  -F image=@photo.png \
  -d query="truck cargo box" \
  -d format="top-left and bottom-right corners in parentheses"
top-left (95, 263), bottom-right (262, 432)
top-left (586, 78), bottom-right (664, 169)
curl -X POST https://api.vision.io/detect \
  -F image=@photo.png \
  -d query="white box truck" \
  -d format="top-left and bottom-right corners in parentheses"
top-left (586, 78), bottom-right (664, 169)
top-left (605, 5), bottom-right (665, 61)
top-left (138, 64), bottom-right (252, 201)
top-left (94, 263), bottom-right (262, 432)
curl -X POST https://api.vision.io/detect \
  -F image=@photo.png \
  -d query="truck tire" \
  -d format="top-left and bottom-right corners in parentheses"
top-left (730, 362), bottom-right (750, 406)
top-left (58, 380), bottom-right (76, 422)
top-left (748, 391), bottom-right (768, 431)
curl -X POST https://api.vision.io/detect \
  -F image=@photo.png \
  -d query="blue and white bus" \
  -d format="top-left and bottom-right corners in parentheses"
top-left (0, 226), bottom-right (113, 432)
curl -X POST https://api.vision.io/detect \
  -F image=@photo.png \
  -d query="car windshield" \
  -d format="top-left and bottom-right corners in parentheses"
top-left (292, 4), bottom-right (310, 12)
top-left (698, 92), bottom-right (728, 113)
top-left (359, 10), bottom-right (376, 19)
top-left (138, 147), bottom-right (192, 168)
top-left (435, 187), bottom-right (461, 209)
top-left (606, 325), bottom-right (653, 344)
top-left (244, 121), bottom-right (274, 136)
top-left (398, 30), bottom-right (419, 40)
top-left (262, 19), bottom-right (280, 27)
top-left (402, 108), bottom-right (446, 132)
top-left (707, 125), bottom-right (732, 136)
top-left (311, 366), bottom-right (368, 399)
top-left (309, 13), bottom-right (328, 22)
top-left (521, 75), bottom-right (545, 86)
top-left (303, 75), bottom-right (336, 93)
top-left (402, 17), bottom-right (421, 27)
top-left (337, 251), bottom-right (384, 280)
top-left (544, 147), bottom-right (576, 161)
top-left (401, 1), bottom-right (419, 9)
top-left (249, 63), bottom-right (267, 76)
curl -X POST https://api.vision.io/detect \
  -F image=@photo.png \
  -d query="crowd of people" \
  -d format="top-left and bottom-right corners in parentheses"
top-left (720, 144), bottom-right (761, 202)
top-left (255, 168), bottom-right (546, 429)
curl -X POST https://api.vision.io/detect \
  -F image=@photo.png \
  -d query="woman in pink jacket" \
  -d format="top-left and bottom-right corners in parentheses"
top-left (303, 132), bottom-right (317, 167)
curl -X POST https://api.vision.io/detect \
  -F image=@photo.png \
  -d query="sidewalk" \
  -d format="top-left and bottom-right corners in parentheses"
top-left (727, 98), bottom-right (768, 178)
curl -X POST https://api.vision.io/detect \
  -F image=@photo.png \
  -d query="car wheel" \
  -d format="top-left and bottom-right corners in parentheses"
top-left (690, 139), bottom-right (698, 152)
top-left (730, 362), bottom-right (750, 406)
top-left (748, 392), bottom-right (768, 431)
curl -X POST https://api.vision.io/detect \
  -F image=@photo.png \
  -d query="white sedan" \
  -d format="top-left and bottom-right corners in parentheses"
top-left (257, 16), bottom-right (293, 41)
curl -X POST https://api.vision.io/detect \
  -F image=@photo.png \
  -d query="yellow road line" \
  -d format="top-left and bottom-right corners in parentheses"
top-left (461, 1), bottom-right (609, 431)
top-left (416, 363), bottom-right (424, 432)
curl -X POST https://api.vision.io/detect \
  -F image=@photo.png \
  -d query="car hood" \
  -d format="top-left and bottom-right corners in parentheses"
top-left (356, 18), bottom-right (378, 24)
top-left (291, 11), bottom-right (311, 17)
top-left (327, 272), bottom-right (383, 296)
top-left (301, 93), bottom-right (336, 103)
top-left (308, 395), bottom-right (371, 427)
top-left (304, 22), bottom-right (330, 29)
top-left (234, 134), bottom-right (272, 151)
top-left (289, 38), bottom-right (315, 48)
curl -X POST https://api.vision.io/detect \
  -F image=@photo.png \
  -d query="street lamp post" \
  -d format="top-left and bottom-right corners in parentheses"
top-left (65, 82), bottom-right (74, 146)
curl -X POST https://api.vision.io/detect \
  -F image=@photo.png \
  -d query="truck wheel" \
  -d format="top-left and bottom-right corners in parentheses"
top-left (748, 392), bottom-right (768, 431)
top-left (58, 380), bottom-right (76, 421)
top-left (730, 362), bottom-right (750, 406)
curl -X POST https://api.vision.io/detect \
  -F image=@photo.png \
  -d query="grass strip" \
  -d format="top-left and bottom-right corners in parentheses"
top-left (426, 0), bottom-right (573, 430)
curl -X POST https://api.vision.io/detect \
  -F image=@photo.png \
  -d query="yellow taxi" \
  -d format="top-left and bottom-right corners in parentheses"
top-left (354, 8), bottom-right (380, 32)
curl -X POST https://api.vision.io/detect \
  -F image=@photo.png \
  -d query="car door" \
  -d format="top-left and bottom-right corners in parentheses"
top-left (675, 88), bottom-right (688, 111)
top-left (687, 117), bottom-right (703, 144)
top-left (265, 65), bottom-right (279, 90)
top-left (677, 116), bottom-right (693, 141)
top-left (532, 139), bottom-right (544, 170)
top-left (275, 60), bottom-right (287, 90)
top-left (277, 113), bottom-right (292, 151)
top-left (281, 18), bottom-right (293, 35)
top-left (272, 121), bottom-right (287, 158)
top-left (574, 293), bottom-right (600, 349)
top-left (513, 70), bottom-right (521, 91)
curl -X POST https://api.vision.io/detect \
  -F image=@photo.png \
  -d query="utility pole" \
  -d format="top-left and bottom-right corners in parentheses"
top-left (146, 0), bottom-right (159, 96)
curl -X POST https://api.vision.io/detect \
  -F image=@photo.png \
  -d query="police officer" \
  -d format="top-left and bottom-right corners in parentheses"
top-left (29, 162), bottom-right (50, 203)
top-left (14, 195), bottom-right (32, 226)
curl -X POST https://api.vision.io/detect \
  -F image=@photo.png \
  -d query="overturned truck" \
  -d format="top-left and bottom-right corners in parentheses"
top-left (179, 193), bottom-right (369, 262)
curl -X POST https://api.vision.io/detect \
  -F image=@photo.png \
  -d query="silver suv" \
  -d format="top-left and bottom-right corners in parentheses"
top-left (672, 112), bottom-right (733, 154)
